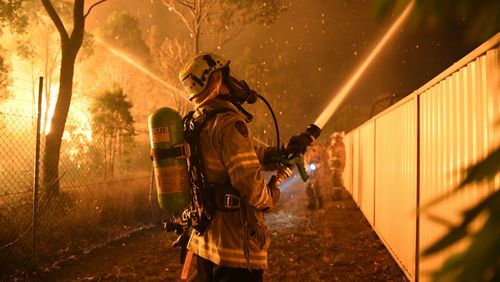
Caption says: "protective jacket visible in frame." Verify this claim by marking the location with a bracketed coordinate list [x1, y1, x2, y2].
[330, 142, 346, 172]
[305, 145, 328, 184]
[187, 98, 276, 270]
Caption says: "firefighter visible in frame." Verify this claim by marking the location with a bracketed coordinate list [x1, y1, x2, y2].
[178, 52, 313, 282]
[329, 132, 346, 188]
[304, 143, 328, 209]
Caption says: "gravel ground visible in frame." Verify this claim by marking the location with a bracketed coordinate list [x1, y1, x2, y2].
[35, 178, 409, 282]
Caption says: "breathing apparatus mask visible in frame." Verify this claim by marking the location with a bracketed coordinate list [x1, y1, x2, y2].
[221, 67, 258, 105]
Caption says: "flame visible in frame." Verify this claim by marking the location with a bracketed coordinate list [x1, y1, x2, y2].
[3, 53, 93, 155]
[43, 84, 59, 134]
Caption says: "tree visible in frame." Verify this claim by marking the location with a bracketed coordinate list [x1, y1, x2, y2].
[162, 0, 285, 53]
[0, 0, 30, 103]
[0, 53, 11, 102]
[0, 0, 28, 34]
[98, 10, 151, 60]
[151, 35, 191, 116]
[40, 0, 106, 197]
[90, 86, 135, 179]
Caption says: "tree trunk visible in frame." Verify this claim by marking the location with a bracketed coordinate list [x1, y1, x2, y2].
[41, 44, 78, 197]
[40, 0, 86, 199]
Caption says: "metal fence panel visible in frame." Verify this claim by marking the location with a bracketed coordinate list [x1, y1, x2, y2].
[374, 98, 418, 280]
[419, 46, 499, 279]
[358, 121, 375, 225]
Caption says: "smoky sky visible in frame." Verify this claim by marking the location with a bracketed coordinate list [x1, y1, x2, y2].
[88, 0, 491, 135]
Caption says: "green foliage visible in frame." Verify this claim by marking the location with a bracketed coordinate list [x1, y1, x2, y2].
[90, 85, 136, 178]
[0, 0, 28, 33]
[99, 10, 151, 60]
[460, 147, 500, 188]
[422, 145, 500, 282]
[215, 0, 285, 27]
[373, 0, 500, 43]
[77, 31, 95, 63]
[0, 53, 11, 101]
[205, 0, 286, 48]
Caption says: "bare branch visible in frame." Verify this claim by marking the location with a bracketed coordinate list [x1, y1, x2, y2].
[84, 0, 107, 19]
[40, 0, 69, 41]
[199, 0, 217, 23]
[70, 0, 85, 45]
[175, 0, 195, 10]
[163, 0, 195, 34]
[218, 25, 245, 48]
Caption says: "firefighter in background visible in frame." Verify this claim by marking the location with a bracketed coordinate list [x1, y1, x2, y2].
[329, 132, 346, 188]
[178, 53, 313, 282]
[304, 143, 328, 209]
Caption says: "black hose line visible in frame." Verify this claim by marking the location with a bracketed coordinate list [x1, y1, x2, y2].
[257, 94, 280, 148]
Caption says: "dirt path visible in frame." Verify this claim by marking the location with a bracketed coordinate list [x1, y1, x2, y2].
[37, 178, 408, 282]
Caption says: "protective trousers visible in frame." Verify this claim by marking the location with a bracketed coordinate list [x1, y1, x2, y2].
[306, 181, 323, 209]
[190, 255, 264, 282]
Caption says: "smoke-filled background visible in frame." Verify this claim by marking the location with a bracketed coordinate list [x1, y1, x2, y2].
[0, 0, 498, 278]
[82, 0, 497, 141]
[2, 0, 495, 143]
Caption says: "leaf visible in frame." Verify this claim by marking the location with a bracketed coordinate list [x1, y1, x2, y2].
[459, 146, 500, 188]
[456, 213, 500, 282]
[421, 145, 500, 210]
[423, 190, 500, 257]
[422, 227, 467, 256]
[460, 190, 500, 227]
[431, 252, 464, 282]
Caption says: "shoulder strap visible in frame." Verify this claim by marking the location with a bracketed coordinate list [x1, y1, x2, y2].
[184, 108, 236, 141]
[182, 107, 237, 234]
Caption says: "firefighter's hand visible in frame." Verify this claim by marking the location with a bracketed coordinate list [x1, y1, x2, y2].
[267, 175, 281, 205]
[285, 132, 314, 155]
[262, 145, 286, 170]
[171, 230, 189, 248]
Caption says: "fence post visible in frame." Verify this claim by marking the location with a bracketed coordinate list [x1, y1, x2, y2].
[32, 76, 43, 271]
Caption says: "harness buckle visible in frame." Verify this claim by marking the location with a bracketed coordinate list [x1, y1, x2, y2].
[224, 194, 241, 209]
[173, 143, 194, 158]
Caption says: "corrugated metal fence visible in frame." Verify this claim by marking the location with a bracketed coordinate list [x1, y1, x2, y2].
[343, 33, 499, 281]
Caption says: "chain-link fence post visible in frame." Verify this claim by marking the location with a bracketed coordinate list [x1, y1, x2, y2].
[32, 77, 43, 271]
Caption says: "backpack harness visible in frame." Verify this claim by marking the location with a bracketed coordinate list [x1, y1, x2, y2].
[181, 108, 242, 234]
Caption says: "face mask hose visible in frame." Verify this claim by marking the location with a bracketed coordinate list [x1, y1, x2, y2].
[256, 94, 280, 147]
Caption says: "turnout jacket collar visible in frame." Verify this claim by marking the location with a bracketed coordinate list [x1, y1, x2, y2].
[194, 96, 248, 122]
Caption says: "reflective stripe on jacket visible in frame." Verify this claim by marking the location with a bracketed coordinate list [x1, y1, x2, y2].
[187, 98, 274, 269]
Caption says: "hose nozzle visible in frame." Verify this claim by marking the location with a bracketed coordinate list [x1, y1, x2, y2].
[306, 124, 321, 141]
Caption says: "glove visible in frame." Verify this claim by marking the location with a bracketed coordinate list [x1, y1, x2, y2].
[285, 132, 314, 155]
[267, 163, 293, 205]
[261, 145, 286, 170]
[267, 175, 281, 205]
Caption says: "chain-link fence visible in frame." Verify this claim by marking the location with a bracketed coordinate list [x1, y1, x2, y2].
[0, 89, 162, 278]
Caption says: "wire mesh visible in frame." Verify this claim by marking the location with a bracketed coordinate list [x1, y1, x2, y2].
[0, 106, 35, 277]
[0, 92, 161, 278]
